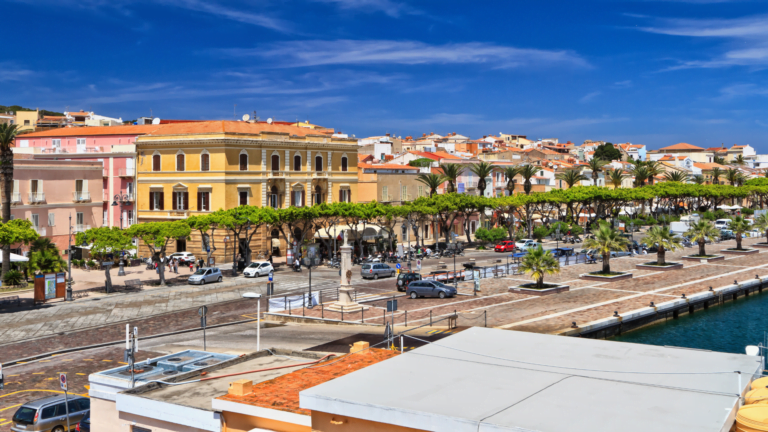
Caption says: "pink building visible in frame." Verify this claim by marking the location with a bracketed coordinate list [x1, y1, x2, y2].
[14, 125, 156, 228]
[11, 156, 104, 254]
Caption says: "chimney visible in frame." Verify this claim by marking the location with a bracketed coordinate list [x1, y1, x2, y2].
[386, 133, 390, 137]
[228, 379, 253, 396]
[351, 341, 370, 354]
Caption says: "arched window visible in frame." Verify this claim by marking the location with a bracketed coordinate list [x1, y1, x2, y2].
[152, 154, 161, 171]
[239, 153, 247, 171]
[200, 153, 210, 171]
[293, 155, 301, 172]
[341, 156, 348, 172]
[315, 155, 323, 172]
[176, 153, 185, 172]
[271, 154, 280, 172]
[269, 185, 279, 209]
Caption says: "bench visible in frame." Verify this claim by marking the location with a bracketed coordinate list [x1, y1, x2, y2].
[124, 279, 144, 291]
[492, 268, 506, 278]
[74, 292, 89, 299]
[0, 296, 21, 308]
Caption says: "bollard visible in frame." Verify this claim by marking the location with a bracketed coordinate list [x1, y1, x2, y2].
[341, 305, 344, 322]
[322, 306, 324, 319]
[362, 307, 365, 324]
[430, 310, 432, 327]
[485, 310, 487, 328]
[288, 296, 291, 316]
[303, 299, 305, 317]
[405, 310, 407, 327]
[383, 309, 385, 325]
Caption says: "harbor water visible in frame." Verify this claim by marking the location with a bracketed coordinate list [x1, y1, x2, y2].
[612, 288, 768, 354]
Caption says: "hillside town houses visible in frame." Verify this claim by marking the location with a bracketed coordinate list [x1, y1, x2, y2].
[2, 108, 766, 261]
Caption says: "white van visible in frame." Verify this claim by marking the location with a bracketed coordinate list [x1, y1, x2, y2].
[714, 219, 731, 230]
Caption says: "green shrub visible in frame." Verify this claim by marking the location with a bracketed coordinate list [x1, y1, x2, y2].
[714, 209, 728, 219]
[3, 270, 24, 286]
[644, 217, 658, 226]
[86, 260, 96, 268]
[474, 227, 508, 244]
[533, 226, 549, 241]
[742, 208, 755, 216]
[701, 211, 716, 221]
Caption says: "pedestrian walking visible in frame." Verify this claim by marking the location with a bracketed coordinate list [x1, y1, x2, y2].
[173, 259, 179, 274]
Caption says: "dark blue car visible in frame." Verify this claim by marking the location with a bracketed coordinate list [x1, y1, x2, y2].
[76, 410, 90, 431]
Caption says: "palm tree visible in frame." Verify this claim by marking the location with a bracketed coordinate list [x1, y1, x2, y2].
[606, 168, 627, 189]
[30, 237, 58, 253]
[713, 156, 726, 165]
[586, 158, 607, 186]
[691, 174, 705, 185]
[664, 171, 689, 183]
[645, 161, 663, 185]
[754, 213, 768, 245]
[734, 154, 746, 166]
[643, 225, 683, 265]
[469, 161, 495, 197]
[685, 220, 720, 257]
[631, 165, 649, 187]
[519, 165, 538, 195]
[439, 163, 461, 194]
[730, 216, 751, 250]
[710, 167, 723, 185]
[0, 123, 19, 276]
[30, 249, 66, 274]
[503, 166, 521, 195]
[519, 245, 560, 289]
[416, 173, 445, 197]
[725, 168, 740, 186]
[582, 223, 629, 274]
[557, 169, 588, 189]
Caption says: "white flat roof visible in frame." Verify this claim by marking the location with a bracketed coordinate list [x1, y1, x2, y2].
[300, 328, 761, 432]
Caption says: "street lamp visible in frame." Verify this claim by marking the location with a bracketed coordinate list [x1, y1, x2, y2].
[242, 292, 262, 352]
[111, 193, 131, 229]
[66, 213, 74, 301]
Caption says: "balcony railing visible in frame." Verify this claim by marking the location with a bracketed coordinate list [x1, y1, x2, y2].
[268, 170, 286, 178]
[466, 181, 478, 188]
[28, 192, 45, 203]
[74, 224, 90, 233]
[41, 148, 68, 154]
[73, 191, 91, 202]
[381, 194, 392, 202]
[118, 168, 135, 177]
[313, 171, 328, 177]
[33, 226, 46, 236]
[11, 193, 21, 204]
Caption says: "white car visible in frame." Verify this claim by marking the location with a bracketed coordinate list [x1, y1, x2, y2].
[515, 239, 538, 250]
[714, 219, 731, 230]
[169, 252, 196, 264]
[243, 261, 274, 278]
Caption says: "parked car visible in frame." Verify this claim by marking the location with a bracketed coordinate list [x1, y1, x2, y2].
[720, 229, 736, 241]
[550, 247, 574, 258]
[515, 239, 537, 249]
[495, 240, 516, 252]
[11, 395, 90, 432]
[188, 267, 223, 285]
[76, 411, 90, 431]
[714, 219, 732, 230]
[361, 263, 395, 280]
[406, 280, 457, 299]
[243, 261, 274, 278]
[426, 242, 449, 251]
[396, 271, 422, 291]
[168, 252, 196, 264]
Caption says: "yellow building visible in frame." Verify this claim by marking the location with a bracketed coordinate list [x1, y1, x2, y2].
[15, 110, 40, 133]
[135, 121, 358, 261]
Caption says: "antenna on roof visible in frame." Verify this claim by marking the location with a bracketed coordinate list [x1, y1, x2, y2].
[242, 114, 250, 122]
[151, 117, 161, 125]
[267, 118, 273, 125]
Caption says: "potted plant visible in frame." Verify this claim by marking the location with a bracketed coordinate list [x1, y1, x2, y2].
[581, 223, 632, 280]
[636, 226, 684, 270]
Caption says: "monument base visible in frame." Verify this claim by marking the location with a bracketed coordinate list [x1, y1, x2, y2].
[325, 286, 367, 312]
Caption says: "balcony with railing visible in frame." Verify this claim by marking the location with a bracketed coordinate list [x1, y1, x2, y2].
[74, 224, 90, 233]
[466, 180, 478, 189]
[312, 171, 329, 178]
[28, 192, 45, 204]
[11, 193, 21, 204]
[381, 194, 393, 202]
[73, 191, 91, 202]
[118, 168, 135, 177]
[268, 170, 286, 178]
[33, 226, 46, 236]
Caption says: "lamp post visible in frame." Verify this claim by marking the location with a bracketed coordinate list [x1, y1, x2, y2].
[244, 222, 251, 265]
[242, 292, 262, 351]
[66, 213, 74, 301]
[111, 193, 131, 229]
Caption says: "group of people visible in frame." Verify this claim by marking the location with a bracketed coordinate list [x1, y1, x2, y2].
[153, 257, 193, 274]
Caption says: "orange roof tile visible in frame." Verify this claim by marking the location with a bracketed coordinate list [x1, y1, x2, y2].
[659, 143, 704, 151]
[19, 124, 159, 138]
[358, 163, 419, 170]
[217, 349, 398, 416]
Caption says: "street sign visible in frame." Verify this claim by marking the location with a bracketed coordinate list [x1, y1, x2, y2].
[198, 306, 208, 317]
[268, 272, 273, 282]
[59, 373, 67, 391]
[387, 299, 398, 312]
[416, 259, 422, 271]
[395, 263, 401, 270]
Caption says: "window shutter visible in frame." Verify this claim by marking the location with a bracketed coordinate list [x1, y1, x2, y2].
[13, 180, 18, 195]
[197, 192, 202, 211]
[159, 192, 165, 210]
[150, 192, 155, 210]
[240, 154, 247, 171]
[301, 191, 305, 207]
[153, 155, 160, 171]
[48, 213, 55, 226]
[291, 191, 295, 207]
[39, 180, 43, 195]
[83, 179, 88, 196]
[339, 189, 342, 202]
[183, 192, 189, 210]
[172, 192, 177, 210]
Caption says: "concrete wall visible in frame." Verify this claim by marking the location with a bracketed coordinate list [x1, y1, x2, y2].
[311, 411, 428, 432]
[222, 411, 310, 432]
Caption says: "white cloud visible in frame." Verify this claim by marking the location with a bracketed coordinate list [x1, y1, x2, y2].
[0, 63, 33, 82]
[613, 80, 633, 88]
[220, 39, 590, 69]
[312, 0, 421, 18]
[579, 91, 602, 103]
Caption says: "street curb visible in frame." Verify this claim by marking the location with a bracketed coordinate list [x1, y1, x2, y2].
[3, 316, 271, 367]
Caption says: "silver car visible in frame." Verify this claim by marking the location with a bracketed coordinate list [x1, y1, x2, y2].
[188, 267, 223, 285]
[361, 263, 395, 280]
[11, 395, 90, 432]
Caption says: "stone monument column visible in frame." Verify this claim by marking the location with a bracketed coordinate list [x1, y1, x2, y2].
[328, 230, 365, 312]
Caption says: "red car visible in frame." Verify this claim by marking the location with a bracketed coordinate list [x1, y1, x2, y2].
[495, 240, 515, 252]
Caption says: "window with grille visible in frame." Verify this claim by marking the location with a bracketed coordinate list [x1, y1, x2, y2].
[201, 153, 210, 171]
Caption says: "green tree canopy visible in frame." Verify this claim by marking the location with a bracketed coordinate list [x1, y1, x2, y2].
[593, 143, 622, 162]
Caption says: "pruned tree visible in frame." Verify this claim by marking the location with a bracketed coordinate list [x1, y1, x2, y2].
[76, 227, 133, 293]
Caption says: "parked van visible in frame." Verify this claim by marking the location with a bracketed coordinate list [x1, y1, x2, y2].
[670, 221, 690, 235]
[714, 219, 732, 230]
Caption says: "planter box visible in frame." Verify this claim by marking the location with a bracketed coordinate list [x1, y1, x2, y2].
[721, 248, 759, 255]
[580, 272, 633, 282]
[752, 243, 768, 249]
[509, 284, 570, 296]
[682, 255, 725, 263]
[636, 262, 683, 271]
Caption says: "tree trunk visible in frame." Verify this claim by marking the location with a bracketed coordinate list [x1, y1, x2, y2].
[1, 144, 13, 277]
[524, 181, 531, 195]
[104, 266, 113, 293]
[232, 230, 239, 275]
[537, 276, 543, 289]
[158, 254, 166, 286]
[602, 254, 610, 274]
[658, 247, 665, 265]
[478, 179, 485, 197]
[447, 182, 455, 193]
[736, 234, 742, 250]
[698, 240, 705, 257]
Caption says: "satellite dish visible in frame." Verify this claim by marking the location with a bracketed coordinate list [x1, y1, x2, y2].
[242, 114, 250, 122]
[746, 345, 760, 356]
[267, 118, 273, 124]
[151, 118, 161, 125]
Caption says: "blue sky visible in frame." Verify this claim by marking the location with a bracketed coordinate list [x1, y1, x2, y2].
[3, 0, 768, 150]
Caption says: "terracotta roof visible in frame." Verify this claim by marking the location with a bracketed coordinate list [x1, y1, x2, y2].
[693, 162, 729, 170]
[705, 147, 727, 152]
[217, 349, 397, 415]
[358, 163, 419, 170]
[18, 124, 160, 138]
[659, 143, 705, 151]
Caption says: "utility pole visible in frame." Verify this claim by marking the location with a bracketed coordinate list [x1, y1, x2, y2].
[66, 214, 73, 301]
